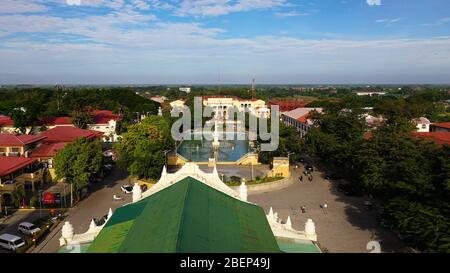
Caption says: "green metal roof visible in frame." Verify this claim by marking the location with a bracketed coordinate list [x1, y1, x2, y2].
[87, 177, 280, 253]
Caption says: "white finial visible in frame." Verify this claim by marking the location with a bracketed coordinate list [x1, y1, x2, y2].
[268, 207, 274, 220]
[89, 219, 97, 230]
[108, 208, 113, 219]
[305, 219, 316, 236]
[61, 221, 74, 240]
[274, 212, 279, 222]
[285, 216, 292, 230]
[239, 181, 248, 202]
[132, 183, 142, 202]
[213, 165, 218, 176]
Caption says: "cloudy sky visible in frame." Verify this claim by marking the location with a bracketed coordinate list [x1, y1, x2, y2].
[0, 0, 449, 84]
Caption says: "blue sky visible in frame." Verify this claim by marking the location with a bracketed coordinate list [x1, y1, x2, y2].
[0, 0, 449, 84]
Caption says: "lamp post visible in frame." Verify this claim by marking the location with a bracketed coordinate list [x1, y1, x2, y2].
[164, 150, 171, 169]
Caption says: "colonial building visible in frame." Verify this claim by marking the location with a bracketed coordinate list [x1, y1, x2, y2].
[31, 127, 103, 170]
[0, 133, 46, 157]
[59, 163, 320, 253]
[37, 110, 120, 142]
[202, 96, 271, 119]
[281, 108, 323, 137]
[86, 110, 120, 142]
[0, 156, 44, 210]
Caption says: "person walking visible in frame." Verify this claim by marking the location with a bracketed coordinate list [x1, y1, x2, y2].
[299, 175, 303, 182]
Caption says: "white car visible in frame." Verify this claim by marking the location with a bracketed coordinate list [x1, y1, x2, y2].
[121, 185, 133, 194]
[0, 233, 26, 252]
[18, 222, 41, 236]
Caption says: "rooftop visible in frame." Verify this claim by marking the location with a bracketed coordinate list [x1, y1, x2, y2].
[92, 110, 120, 124]
[283, 108, 323, 123]
[38, 117, 72, 126]
[0, 156, 37, 177]
[412, 132, 450, 146]
[432, 122, 450, 129]
[0, 133, 46, 147]
[30, 142, 68, 158]
[0, 115, 14, 127]
[39, 127, 103, 143]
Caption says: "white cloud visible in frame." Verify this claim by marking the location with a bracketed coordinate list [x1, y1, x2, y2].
[0, 0, 48, 14]
[367, 0, 381, 6]
[66, 0, 82, 6]
[174, 0, 287, 17]
[275, 11, 308, 17]
[375, 18, 401, 26]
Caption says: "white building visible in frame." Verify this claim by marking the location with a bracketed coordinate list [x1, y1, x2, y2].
[412, 117, 431, 132]
[179, 87, 191, 93]
[281, 108, 323, 137]
[202, 96, 271, 119]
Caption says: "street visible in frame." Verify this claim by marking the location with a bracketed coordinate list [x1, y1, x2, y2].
[31, 168, 132, 253]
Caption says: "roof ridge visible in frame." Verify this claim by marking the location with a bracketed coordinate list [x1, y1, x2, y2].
[174, 179, 191, 253]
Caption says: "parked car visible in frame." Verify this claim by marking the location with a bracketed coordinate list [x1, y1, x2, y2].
[103, 164, 113, 175]
[121, 185, 133, 194]
[0, 233, 26, 252]
[305, 164, 314, 172]
[18, 222, 41, 236]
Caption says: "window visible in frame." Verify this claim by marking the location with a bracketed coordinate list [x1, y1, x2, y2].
[421, 124, 427, 129]
[11, 147, 20, 153]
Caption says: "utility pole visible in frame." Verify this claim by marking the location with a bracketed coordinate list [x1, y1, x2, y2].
[70, 183, 73, 208]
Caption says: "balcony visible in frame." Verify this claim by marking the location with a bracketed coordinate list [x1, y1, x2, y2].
[0, 179, 23, 192]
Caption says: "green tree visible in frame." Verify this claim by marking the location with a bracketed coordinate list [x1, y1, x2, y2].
[54, 138, 103, 200]
[114, 116, 173, 179]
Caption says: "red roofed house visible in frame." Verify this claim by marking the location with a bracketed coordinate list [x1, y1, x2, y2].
[38, 117, 73, 129]
[86, 110, 120, 142]
[0, 115, 16, 133]
[281, 108, 323, 137]
[31, 127, 103, 171]
[0, 133, 46, 157]
[412, 132, 450, 146]
[0, 156, 44, 210]
[431, 122, 450, 133]
[38, 110, 121, 142]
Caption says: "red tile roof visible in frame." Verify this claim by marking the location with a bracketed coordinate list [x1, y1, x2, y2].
[432, 122, 450, 130]
[412, 132, 450, 146]
[0, 156, 37, 177]
[92, 110, 120, 124]
[39, 127, 103, 143]
[38, 117, 72, 126]
[0, 134, 46, 147]
[0, 115, 14, 127]
[31, 142, 67, 158]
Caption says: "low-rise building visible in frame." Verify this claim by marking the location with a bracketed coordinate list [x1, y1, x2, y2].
[0, 115, 16, 133]
[202, 96, 271, 118]
[31, 127, 103, 170]
[179, 87, 191, 93]
[431, 122, 450, 133]
[0, 156, 44, 209]
[281, 108, 323, 137]
[87, 110, 120, 142]
[268, 157, 290, 178]
[412, 117, 431, 132]
[0, 133, 46, 157]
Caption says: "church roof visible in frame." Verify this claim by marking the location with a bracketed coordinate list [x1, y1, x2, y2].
[87, 176, 279, 253]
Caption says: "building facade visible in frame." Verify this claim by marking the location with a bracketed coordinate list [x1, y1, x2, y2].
[281, 108, 323, 137]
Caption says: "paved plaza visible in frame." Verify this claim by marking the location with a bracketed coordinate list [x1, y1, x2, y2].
[249, 165, 407, 253]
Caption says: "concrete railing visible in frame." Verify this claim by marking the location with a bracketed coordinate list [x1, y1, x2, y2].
[230, 175, 294, 194]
